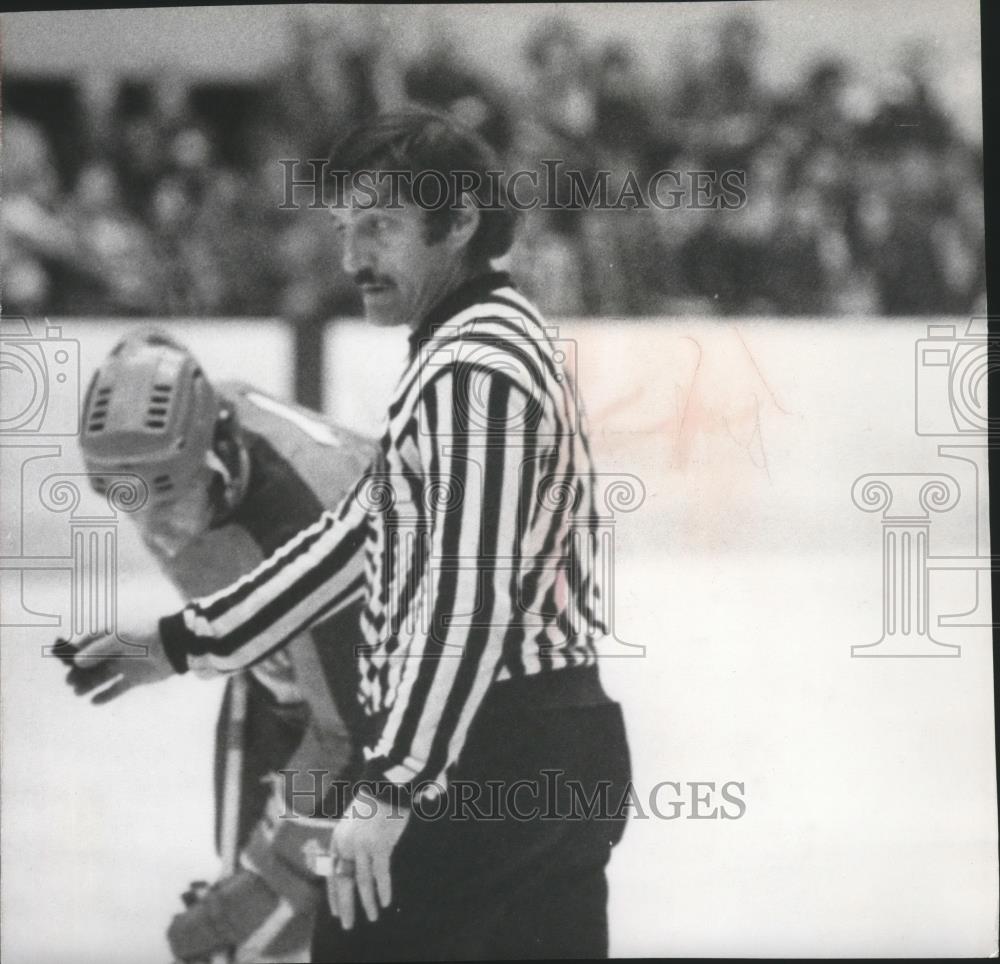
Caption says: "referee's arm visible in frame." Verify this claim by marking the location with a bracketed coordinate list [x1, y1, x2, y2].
[158, 472, 371, 674]
[360, 363, 538, 798]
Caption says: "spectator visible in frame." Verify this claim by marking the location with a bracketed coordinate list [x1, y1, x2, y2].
[67, 161, 162, 314]
[404, 36, 514, 152]
[0, 15, 985, 319]
[2, 115, 109, 315]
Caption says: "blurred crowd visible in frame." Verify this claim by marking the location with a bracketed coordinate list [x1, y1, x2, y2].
[3, 12, 986, 320]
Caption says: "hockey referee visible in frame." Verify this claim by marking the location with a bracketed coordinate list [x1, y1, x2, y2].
[70, 108, 633, 961]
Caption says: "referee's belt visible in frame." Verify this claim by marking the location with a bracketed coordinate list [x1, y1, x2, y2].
[490, 664, 611, 712]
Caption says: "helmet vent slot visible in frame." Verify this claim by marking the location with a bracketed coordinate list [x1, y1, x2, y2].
[146, 384, 173, 430]
[152, 473, 174, 494]
[87, 389, 112, 433]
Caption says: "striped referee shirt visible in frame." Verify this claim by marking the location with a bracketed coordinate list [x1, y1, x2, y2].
[160, 271, 608, 794]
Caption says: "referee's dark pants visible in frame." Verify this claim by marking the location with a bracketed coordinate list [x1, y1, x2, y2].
[311, 665, 632, 962]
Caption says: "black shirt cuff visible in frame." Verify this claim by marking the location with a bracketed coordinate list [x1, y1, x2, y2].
[158, 611, 191, 674]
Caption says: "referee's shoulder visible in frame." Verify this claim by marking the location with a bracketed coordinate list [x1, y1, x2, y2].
[437, 297, 559, 395]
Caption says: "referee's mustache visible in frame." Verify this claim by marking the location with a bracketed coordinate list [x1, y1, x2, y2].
[354, 269, 395, 288]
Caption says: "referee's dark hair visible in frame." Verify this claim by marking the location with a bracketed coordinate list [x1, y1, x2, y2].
[327, 108, 518, 265]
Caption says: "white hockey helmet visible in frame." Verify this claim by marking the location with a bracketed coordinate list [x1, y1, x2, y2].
[80, 328, 231, 554]
[81, 327, 222, 499]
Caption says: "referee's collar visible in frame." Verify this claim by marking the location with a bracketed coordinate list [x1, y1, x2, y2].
[408, 270, 514, 357]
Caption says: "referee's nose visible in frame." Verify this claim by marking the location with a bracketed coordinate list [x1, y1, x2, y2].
[341, 225, 371, 279]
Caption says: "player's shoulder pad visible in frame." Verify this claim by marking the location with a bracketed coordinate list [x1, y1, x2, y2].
[219, 380, 374, 450]
[218, 381, 377, 498]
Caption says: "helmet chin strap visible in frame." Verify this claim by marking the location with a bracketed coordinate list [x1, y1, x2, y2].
[205, 442, 250, 522]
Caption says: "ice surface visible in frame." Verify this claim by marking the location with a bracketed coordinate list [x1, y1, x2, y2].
[2, 317, 996, 960]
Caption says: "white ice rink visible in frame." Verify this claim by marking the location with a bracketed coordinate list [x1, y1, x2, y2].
[2, 318, 996, 960]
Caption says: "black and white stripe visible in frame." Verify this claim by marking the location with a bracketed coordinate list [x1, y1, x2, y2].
[161, 277, 607, 791]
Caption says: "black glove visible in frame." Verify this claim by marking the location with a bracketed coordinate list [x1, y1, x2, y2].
[54, 632, 174, 704]
[168, 868, 314, 963]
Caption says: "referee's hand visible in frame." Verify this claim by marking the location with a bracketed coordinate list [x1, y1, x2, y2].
[327, 788, 410, 929]
[56, 615, 175, 704]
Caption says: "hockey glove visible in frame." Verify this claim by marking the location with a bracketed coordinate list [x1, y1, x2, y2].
[168, 811, 334, 963]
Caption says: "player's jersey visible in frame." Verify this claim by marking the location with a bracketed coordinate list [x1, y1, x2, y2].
[140, 382, 375, 786]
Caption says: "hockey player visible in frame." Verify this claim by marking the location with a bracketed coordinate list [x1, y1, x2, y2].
[62, 328, 376, 963]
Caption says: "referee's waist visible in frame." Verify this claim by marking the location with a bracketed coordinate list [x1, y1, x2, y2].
[486, 664, 611, 713]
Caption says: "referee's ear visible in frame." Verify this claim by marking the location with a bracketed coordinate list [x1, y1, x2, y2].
[446, 204, 481, 255]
